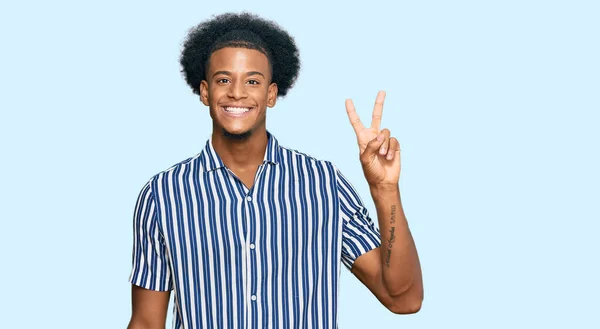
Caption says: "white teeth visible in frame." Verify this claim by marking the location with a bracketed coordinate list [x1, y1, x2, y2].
[224, 107, 250, 113]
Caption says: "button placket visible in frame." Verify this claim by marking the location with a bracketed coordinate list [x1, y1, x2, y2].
[245, 191, 258, 309]
[241, 191, 253, 325]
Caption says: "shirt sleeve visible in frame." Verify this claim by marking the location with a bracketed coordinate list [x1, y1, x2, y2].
[128, 178, 173, 291]
[335, 166, 382, 270]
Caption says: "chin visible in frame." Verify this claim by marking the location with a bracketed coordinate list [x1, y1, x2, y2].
[222, 127, 253, 140]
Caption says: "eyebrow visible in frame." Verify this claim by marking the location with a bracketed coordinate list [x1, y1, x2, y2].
[212, 71, 265, 78]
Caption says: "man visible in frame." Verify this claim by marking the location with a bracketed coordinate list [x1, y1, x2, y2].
[127, 12, 422, 329]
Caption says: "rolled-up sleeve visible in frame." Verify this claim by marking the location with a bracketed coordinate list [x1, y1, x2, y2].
[335, 166, 382, 270]
[128, 178, 172, 291]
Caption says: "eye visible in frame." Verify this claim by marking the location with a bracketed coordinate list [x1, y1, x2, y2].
[217, 78, 230, 84]
[247, 79, 260, 85]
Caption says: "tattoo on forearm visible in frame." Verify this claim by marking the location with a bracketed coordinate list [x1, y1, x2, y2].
[385, 205, 398, 268]
[385, 227, 396, 267]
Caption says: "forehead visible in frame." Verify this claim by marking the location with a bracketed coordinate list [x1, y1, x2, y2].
[208, 47, 271, 75]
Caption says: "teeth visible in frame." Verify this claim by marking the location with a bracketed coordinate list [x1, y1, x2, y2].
[224, 107, 250, 113]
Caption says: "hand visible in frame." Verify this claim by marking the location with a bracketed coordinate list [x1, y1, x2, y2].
[345, 91, 401, 188]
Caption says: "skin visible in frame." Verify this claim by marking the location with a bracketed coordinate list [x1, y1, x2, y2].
[200, 47, 278, 189]
[127, 47, 277, 329]
[345, 91, 424, 314]
[128, 48, 423, 328]
[127, 285, 170, 329]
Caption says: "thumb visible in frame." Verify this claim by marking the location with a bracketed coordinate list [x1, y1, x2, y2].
[362, 133, 385, 159]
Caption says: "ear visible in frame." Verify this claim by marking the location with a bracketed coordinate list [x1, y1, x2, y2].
[200, 80, 209, 106]
[267, 83, 278, 108]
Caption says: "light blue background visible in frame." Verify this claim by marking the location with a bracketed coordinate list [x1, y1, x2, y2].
[1, 0, 598, 328]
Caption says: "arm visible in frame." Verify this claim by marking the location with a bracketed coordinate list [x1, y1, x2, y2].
[127, 285, 171, 329]
[344, 91, 423, 313]
[128, 179, 173, 327]
[352, 185, 423, 314]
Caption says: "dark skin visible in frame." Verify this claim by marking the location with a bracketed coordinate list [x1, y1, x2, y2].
[127, 47, 277, 329]
[127, 286, 170, 329]
[344, 91, 423, 314]
[128, 47, 422, 328]
[200, 47, 278, 189]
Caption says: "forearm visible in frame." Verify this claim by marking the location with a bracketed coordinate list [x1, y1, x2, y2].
[370, 184, 421, 296]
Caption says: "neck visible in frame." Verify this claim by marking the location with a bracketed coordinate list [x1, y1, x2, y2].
[211, 128, 268, 169]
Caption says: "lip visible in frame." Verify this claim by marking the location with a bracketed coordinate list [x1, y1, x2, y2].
[220, 105, 254, 118]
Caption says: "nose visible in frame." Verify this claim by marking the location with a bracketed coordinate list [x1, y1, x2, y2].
[227, 79, 248, 100]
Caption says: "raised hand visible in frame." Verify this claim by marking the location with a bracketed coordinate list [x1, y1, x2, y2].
[345, 91, 401, 188]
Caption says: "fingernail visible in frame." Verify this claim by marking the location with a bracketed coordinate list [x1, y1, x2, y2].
[377, 134, 383, 141]
[387, 153, 393, 160]
[380, 147, 386, 155]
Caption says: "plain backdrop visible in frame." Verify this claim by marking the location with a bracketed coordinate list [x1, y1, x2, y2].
[1, 0, 598, 328]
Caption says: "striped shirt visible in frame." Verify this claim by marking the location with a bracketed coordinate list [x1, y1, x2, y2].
[129, 130, 381, 329]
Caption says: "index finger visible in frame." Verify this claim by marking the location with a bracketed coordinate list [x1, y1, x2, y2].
[345, 98, 365, 135]
[371, 90, 386, 131]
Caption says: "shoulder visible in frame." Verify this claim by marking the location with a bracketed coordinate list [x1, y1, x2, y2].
[160, 153, 201, 175]
[277, 144, 348, 188]
[278, 145, 338, 172]
[143, 152, 203, 186]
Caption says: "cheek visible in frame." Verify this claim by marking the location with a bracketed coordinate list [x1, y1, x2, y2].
[207, 87, 224, 102]
[255, 87, 271, 101]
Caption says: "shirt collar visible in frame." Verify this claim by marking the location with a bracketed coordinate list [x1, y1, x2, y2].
[201, 130, 281, 173]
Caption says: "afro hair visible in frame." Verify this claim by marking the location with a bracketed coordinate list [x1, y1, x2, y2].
[180, 12, 301, 97]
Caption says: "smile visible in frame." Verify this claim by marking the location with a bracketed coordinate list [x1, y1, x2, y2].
[221, 106, 253, 117]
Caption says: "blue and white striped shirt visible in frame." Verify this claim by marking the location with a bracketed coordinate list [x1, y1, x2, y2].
[129, 130, 381, 329]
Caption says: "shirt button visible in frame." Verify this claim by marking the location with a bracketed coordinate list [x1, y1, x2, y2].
[251, 295, 257, 301]
[250, 243, 255, 249]
[246, 196, 252, 202]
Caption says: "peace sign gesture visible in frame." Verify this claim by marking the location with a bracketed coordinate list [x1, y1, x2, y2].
[345, 91, 401, 188]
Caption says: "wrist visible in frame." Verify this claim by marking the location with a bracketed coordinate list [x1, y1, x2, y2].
[369, 183, 400, 198]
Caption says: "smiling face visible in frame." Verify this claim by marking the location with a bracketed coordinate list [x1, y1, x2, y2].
[200, 47, 278, 139]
